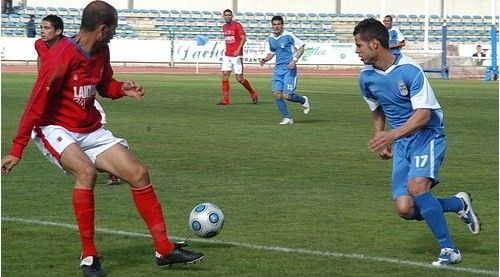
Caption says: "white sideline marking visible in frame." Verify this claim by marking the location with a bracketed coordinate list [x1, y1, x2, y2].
[2, 217, 497, 276]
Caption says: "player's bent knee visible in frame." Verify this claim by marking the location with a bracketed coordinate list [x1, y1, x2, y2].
[72, 165, 98, 187]
[126, 164, 150, 187]
[396, 209, 413, 220]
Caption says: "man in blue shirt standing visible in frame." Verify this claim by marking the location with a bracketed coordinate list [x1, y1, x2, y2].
[260, 15, 310, 125]
[354, 18, 480, 266]
[26, 14, 36, 38]
[383, 15, 405, 56]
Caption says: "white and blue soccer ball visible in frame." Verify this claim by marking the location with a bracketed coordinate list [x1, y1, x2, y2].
[188, 202, 224, 238]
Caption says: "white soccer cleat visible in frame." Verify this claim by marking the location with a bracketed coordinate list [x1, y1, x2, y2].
[279, 118, 294, 125]
[302, 96, 310, 115]
[455, 192, 481, 235]
[432, 247, 461, 266]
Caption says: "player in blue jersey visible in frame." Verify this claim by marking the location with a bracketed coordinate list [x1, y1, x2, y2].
[260, 15, 310, 125]
[383, 15, 405, 56]
[353, 18, 481, 266]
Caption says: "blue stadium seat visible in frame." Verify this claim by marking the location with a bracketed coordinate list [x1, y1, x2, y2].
[153, 17, 164, 26]
[265, 12, 274, 20]
[397, 14, 408, 23]
[68, 7, 80, 16]
[191, 10, 201, 19]
[429, 15, 440, 23]
[24, 6, 35, 15]
[46, 7, 57, 14]
[1, 13, 9, 22]
[461, 15, 472, 23]
[212, 11, 222, 18]
[57, 7, 69, 16]
[235, 11, 244, 19]
[149, 9, 159, 17]
[2, 29, 13, 36]
[472, 15, 483, 23]
[8, 13, 20, 22]
[297, 13, 307, 21]
[255, 12, 265, 20]
[13, 30, 25, 37]
[157, 10, 168, 18]
[307, 13, 318, 21]
[201, 11, 212, 19]
[244, 12, 255, 20]
[35, 6, 47, 15]
[170, 10, 180, 18]
[450, 15, 461, 23]
[407, 14, 418, 22]
[318, 13, 329, 21]
[119, 9, 132, 17]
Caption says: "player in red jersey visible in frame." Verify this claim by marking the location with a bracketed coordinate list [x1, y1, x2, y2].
[1, 1, 204, 276]
[35, 14, 122, 186]
[218, 9, 258, 105]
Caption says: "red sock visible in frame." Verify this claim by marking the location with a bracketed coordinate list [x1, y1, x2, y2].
[222, 80, 230, 103]
[241, 79, 257, 98]
[72, 188, 97, 257]
[131, 184, 174, 255]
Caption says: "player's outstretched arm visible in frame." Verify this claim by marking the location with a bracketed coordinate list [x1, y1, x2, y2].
[1, 155, 20, 173]
[122, 81, 144, 100]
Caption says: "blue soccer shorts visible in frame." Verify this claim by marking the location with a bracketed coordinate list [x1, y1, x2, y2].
[271, 67, 297, 95]
[391, 129, 447, 200]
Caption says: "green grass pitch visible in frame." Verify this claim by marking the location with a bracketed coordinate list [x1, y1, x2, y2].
[1, 72, 498, 276]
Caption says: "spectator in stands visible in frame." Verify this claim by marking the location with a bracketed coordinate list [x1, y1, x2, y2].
[472, 44, 486, 66]
[2, 0, 13, 14]
[1, 1, 204, 276]
[35, 14, 122, 186]
[260, 15, 310, 125]
[354, 17, 480, 267]
[383, 15, 405, 56]
[26, 15, 36, 37]
[218, 9, 259, 105]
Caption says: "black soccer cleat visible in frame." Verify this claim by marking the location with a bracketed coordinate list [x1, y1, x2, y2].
[155, 248, 204, 267]
[252, 96, 259, 104]
[80, 256, 105, 277]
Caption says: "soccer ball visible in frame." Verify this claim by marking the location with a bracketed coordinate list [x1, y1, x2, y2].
[188, 202, 224, 238]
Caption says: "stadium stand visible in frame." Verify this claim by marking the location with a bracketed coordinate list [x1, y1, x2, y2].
[1, 5, 495, 44]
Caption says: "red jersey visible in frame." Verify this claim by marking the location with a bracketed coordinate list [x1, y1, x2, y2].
[34, 36, 65, 58]
[222, 21, 245, 56]
[10, 37, 125, 158]
[34, 38, 50, 57]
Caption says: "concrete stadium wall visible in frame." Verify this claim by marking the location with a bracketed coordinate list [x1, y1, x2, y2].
[20, 0, 498, 16]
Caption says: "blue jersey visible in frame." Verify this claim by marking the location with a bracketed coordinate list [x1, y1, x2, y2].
[359, 54, 445, 138]
[266, 30, 305, 74]
[387, 26, 404, 55]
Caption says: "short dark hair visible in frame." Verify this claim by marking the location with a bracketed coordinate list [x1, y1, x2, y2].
[353, 18, 389, 49]
[43, 14, 64, 33]
[80, 0, 117, 31]
[384, 15, 393, 21]
[271, 15, 283, 24]
[223, 9, 232, 15]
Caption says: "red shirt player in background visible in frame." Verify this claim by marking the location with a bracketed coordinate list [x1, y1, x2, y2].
[35, 14, 122, 186]
[218, 9, 259, 105]
[1, 1, 204, 276]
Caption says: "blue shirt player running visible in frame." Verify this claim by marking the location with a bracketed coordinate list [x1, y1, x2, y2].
[353, 18, 481, 267]
[383, 15, 405, 56]
[260, 15, 310, 125]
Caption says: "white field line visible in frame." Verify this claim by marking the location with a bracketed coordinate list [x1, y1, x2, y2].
[2, 217, 497, 276]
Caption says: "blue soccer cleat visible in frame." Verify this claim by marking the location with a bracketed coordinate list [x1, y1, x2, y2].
[432, 247, 461, 266]
[455, 192, 481, 235]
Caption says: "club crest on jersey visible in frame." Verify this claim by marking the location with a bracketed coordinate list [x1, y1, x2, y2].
[398, 80, 409, 96]
[280, 43, 285, 48]
[73, 74, 78, 81]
